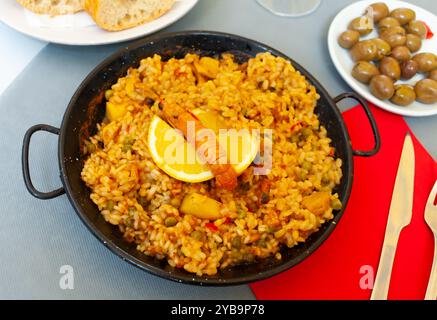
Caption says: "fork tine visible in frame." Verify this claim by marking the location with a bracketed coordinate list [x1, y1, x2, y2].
[426, 181, 437, 208]
[425, 180, 437, 300]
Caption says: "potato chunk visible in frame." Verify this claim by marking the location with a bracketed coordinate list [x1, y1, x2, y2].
[194, 57, 219, 79]
[106, 102, 127, 121]
[180, 193, 223, 220]
[302, 192, 331, 215]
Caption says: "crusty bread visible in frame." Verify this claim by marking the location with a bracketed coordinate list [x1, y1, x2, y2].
[84, 0, 175, 31]
[17, 0, 84, 16]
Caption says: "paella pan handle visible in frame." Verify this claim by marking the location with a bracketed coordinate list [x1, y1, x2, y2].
[22, 124, 65, 200]
[334, 92, 381, 157]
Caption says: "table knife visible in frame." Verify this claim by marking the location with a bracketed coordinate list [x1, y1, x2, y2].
[425, 181, 437, 300]
[371, 133, 415, 300]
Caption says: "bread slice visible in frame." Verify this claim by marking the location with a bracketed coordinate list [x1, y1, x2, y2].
[16, 0, 84, 16]
[84, 0, 175, 31]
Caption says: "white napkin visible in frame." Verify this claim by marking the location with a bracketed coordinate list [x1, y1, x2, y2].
[23, 9, 95, 28]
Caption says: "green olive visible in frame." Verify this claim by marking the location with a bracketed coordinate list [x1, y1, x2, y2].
[379, 56, 401, 81]
[369, 75, 395, 100]
[348, 16, 374, 36]
[378, 17, 400, 33]
[429, 69, 437, 82]
[405, 34, 422, 53]
[380, 26, 406, 48]
[390, 85, 416, 106]
[338, 30, 361, 49]
[352, 61, 380, 84]
[373, 38, 391, 60]
[412, 53, 437, 73]
[391, 46, 411, 63]
[350, 40, 378, 62]
[401, 59, 419, 80]
[369, 3, 389, 23]
[406, 20, 427, 39]
[390, 8, 416, 25]
[415, 79, 437, 104]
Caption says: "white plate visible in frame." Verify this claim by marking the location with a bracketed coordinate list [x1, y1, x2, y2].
[328, 0, 437, 117]
[0, 0, 198, 46]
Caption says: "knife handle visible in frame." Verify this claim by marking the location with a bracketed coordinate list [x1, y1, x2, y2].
[371, 244, 397, 300]
[425, 235, 437, 300]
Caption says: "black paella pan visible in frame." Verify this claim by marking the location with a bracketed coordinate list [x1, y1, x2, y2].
[22, 31, 380, 286]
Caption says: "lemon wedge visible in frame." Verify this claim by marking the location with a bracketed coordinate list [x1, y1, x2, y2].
[192, 109, 259, 174]
[148, 115, 213, 183]
[147, 110, 259, 183]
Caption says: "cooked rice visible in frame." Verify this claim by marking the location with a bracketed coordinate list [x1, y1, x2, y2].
[81, 52, 343, 276]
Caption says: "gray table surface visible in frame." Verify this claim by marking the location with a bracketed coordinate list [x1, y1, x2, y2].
[0, 0, 435, 300]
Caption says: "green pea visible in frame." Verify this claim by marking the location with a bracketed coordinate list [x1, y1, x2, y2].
[256, 238, 267, 248]
[290, 134, 300, 143]
[85, 141, 96, 154]
[302, 161, 312, 172]
[231, 248, 243, 260]
[297, 169, 308, 181]
[321, 173, 331, 185]
[190, 230, 203, 241]
[165, 217, 178, 227]
[261, 192, 270, 204]
[125, 218, 133, 228]
[243, 252, 255, 262]
[231, 236, 242, 248]
[237, 209, 247, 219]
[268, 226, 280, 234]
[236, 204, 247, 218]
[122, 144, 132, 152]
[301, 127, 312, 139]
[122, 137, 135, 152]
[239, 182, 251, 192]
[106, 200, 114, 211]
[128, 207, 136, 216]
[138, 196, 149, 209]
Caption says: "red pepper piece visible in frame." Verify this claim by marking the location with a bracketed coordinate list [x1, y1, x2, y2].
[420, 20, 434, 39]
[205, 222, 218, 232]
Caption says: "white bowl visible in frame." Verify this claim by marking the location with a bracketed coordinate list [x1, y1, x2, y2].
[328, 0, 437, 117]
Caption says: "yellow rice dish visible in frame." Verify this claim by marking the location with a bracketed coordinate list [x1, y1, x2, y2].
[81, 52, 343, 276]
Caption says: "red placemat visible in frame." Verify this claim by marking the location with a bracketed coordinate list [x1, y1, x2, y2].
[250, 104, 437, 300]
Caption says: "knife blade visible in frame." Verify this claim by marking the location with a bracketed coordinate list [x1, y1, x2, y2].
[371, 133, 415, 300]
